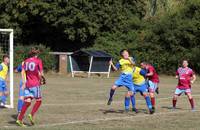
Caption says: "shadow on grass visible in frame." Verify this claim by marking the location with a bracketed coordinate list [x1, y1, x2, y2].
[161, 106, 182, 110]
[99, 108, 149, 115]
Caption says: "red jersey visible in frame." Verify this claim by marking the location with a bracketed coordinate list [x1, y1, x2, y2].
[23, 57, 43, 88]
[147, 65, 159, 83]
[176, 67, 194, 89]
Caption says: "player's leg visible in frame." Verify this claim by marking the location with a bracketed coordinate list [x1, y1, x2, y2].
[172, 88, 182, 109]
[16, 88, 33, 127]
[124, 91, 133, 112]
[107, 85, 118, 105]
[185, 89, 195, 110]
[29, 86, 42, 125]
[130, 85, 138, 113]
[2, 89, 9, 105]
[17, 81, 24, 113]
[148, 81, 157, 111]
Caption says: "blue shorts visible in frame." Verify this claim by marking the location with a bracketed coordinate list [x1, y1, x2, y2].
[175, 88, 191, 95]
[134, 82, 148, 93]
[114, 73, 134, 91]
[19, 80, 25, 97]
[0, 78, 7, 92]
[24, 86, 42, 99]
[148, 80, 158, 93]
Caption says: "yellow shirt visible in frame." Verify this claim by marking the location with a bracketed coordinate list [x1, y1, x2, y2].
[118, 58, 134, 74]
[132, 67, 145, 85]
[0, 63, 8, 80]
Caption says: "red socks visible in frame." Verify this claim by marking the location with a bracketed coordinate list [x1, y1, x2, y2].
[189, 98, 194, 109]
[151, 97, 155, 107]
[172, 99, 177, 108]
[18, 102, 31, 121]
[31, 100, 42, 117]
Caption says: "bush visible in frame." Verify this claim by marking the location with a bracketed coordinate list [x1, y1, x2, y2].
[14, 44, 55, 71]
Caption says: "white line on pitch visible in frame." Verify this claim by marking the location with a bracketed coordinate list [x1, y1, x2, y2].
[3, 109, 200, 129]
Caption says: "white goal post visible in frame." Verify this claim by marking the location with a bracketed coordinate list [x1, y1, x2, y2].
[0, 29, 14, 108]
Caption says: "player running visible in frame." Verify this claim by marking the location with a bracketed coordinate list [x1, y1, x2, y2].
[172, 60, 196, 111]
[140, 62, 159, 112]
[0, 55, 9, 107]
[16, 47, 45, 127]
[14, 62, 26, 114]
[131, 66, 154, 114]
[107, 49, 136, 112]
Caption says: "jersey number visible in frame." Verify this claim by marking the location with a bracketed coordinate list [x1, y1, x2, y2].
[25, 62, 36, 71]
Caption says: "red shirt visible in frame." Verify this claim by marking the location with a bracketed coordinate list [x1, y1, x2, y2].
[176, 67, 194, 89]
[147, 65, 159, 83]
[23, 57, 43, 88]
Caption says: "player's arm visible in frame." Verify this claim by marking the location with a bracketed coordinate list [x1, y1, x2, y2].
[140, 69, 147, 77]
[191, 73, 196, 84]
[109, 60, 120, 71]
[146, 69, 153, 77]
[175, 70, 179, 79]
[0, 64, 3, 71]
[38, 59, 46, 85]
[127, 57, 135, 65]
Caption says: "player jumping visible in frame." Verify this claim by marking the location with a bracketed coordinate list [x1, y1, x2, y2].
[16, 47, 45, 127]
[172, 60, 196, 111]
[107, 49, 136, 112]
[141, 62, 159, 112]
[131, 66, 154, 114]
[0, 55, 9, 107]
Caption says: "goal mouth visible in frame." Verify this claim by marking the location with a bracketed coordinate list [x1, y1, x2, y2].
[0, 29, 14, 108]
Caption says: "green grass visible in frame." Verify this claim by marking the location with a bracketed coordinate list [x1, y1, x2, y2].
[0, 74, 200, 130]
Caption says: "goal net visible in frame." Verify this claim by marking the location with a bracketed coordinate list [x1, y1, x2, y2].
[0, 29, 14, 108]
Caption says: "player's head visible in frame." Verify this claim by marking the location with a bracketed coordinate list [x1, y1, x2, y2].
[120, 49, 129, 59]
[140, 61, 149, 69]
[28, 47, 40, 58]
[2, 55, 9, 64]
[182, 60, 189, 68]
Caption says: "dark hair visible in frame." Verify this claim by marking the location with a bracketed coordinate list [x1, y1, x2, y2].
[120, 49, 129, 56]
[28, 47, 40, 57]
[2, 55, 9, 60]
[141, 61, 148, 65]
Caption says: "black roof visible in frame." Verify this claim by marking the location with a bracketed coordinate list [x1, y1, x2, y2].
[71, 50, 112, 58]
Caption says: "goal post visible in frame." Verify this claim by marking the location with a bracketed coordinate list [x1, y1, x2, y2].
[0, 29, 14, 108]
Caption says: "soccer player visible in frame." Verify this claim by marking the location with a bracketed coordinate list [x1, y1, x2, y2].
[16, 47, 45, 127]
[14, 63, 26, 114]
[141, 62, 159, 112]
[107, 49, 136, 112]
[172, 60, 196, 111]
[131, 66, 154, 114]
[0, 55, 9, 107]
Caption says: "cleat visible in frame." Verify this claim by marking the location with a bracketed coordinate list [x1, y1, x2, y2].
[152, 106, 155, 112]
[132, 108, 139, 113]
[192, 108, 196, 112]
[16, 120, 26, 127]
[107, 98, 113, 105]
[28, 114, 35, 125]
[124, 109, 129, 113]
[172, 107, 176, 111]
[149, 109, 154, 114]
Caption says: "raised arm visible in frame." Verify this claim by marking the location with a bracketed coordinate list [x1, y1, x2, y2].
[109, 60, 119, 71]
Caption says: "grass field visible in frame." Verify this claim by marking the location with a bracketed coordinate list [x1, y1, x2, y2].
[0, 74, 200, 130]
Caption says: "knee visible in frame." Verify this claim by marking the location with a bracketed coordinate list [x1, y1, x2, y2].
[149, 93, 154, 98]
[143, 93, 148, 98]
[173, 95, 178, 100]
[111, 85, 117, 90]
[19, 96, 24, 100]
[24, 98, 32, 103]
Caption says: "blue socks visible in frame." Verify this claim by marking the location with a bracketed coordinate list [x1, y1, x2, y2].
[130, 95, 136, 108]
[145, 96, 152, 109]
[1, 95, 7, 104]
[109, 89, 115, 100]
[18, 99, 24, 113]
[125, 97, 130, 110]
